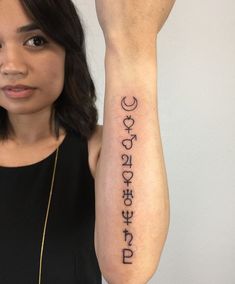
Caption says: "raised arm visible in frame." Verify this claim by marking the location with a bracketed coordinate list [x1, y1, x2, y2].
[94, 1, 176, 283]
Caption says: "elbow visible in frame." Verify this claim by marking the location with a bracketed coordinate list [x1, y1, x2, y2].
[99, 215, 170, 284]
[101, 258, 162, 284]
[102, 270, 157, 284]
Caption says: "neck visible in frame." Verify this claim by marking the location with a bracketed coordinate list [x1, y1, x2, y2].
[6, 106, 60, 145]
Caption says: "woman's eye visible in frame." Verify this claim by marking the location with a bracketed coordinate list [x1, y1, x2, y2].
[25, 36, 48, 48]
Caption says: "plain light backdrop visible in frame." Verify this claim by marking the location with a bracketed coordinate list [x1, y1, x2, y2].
[74, 1, 235, 283]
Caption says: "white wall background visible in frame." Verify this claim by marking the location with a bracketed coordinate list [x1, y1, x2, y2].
[74, 1, 235, 283]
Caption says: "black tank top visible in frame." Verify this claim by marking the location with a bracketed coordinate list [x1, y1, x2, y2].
[0, 131, 102, 284]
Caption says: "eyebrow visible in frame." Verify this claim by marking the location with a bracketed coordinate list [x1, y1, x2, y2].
[16, 23, 41, 33]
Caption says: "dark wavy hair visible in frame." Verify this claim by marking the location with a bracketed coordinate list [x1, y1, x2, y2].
[0, 0, 98, 141]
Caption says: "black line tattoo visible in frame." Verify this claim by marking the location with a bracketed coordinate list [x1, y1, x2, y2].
[122, 210, 134, 225]
[120, 95, 139, 264]
[122, 189, 134, 206]
[122, 249, 134, 264]
[122, 134, 137, 150]
[121, 154, 133, 168]
[121, 96, 138, 112]
[123, 115, 135, 134]
[123, 228, 133, 246]
[122, 170, 133, 186]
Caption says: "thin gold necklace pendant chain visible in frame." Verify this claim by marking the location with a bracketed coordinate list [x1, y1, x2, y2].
[38, 146, 59, 284]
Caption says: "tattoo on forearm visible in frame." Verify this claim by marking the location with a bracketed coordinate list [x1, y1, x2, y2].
[120, 96, 138, 264]
[121, 96, 138, 112]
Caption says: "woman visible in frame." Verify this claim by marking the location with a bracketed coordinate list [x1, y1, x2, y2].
[0, 0, 175, 283]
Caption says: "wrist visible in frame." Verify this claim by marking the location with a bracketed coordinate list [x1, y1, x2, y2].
[104, 32, 156, 57]
[104, 44, 158, 93]
[105, 38, 157, 64]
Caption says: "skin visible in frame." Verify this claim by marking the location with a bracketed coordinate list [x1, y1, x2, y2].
[0, 0, 101, 171]
[0, 0, 176, 282]
[92, 0, 176, 283]
[95, 0, 176, 48]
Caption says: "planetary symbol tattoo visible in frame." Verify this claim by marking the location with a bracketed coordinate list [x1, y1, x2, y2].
[121, 154, 133, 168]
[122, 170, 133, 186]
[120, 96, 138, 264]
[121, 96, 138, 112]
[122, 249, 134, 264]
[123, 189, 134, 206]
[122, 210, 134, 225]
[123, 228, 134, 246]
[122, 134, 137, 150]
[123, 115, 135, 134]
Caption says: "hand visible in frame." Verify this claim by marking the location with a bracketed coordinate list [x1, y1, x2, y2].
[95, 0, 176, 46]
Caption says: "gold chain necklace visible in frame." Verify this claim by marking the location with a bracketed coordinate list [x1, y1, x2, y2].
[38, 146, 59, 284]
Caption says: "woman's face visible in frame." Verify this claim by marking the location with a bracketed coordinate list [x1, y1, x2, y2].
[0, 0, 66, 115]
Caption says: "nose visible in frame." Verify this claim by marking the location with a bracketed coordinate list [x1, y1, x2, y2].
[0, 45, 28, 79]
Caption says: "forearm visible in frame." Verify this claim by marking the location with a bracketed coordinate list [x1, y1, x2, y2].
[95, 43, 170, 284]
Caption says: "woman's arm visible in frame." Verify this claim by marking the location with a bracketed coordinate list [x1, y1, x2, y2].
[94, 1, 175, 283]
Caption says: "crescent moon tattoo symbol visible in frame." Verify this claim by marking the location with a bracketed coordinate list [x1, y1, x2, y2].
[121, 96, 138, 112]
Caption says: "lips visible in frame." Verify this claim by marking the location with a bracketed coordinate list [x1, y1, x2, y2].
[2, 85, 35, 91]
[2, 86, 36, 99]
[7, 87, 30, 91]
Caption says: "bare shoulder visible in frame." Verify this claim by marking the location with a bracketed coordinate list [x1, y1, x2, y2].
[87, 124, 103, 179]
